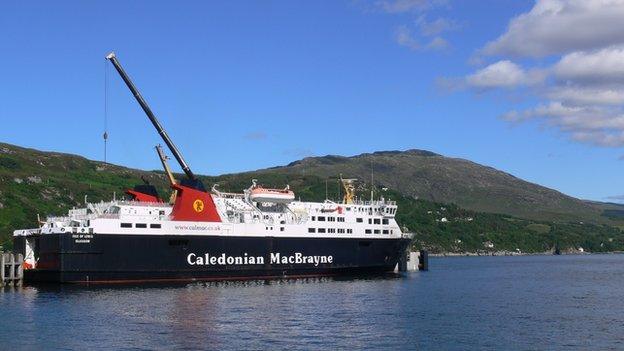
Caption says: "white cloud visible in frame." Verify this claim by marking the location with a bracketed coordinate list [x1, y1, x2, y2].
[395, 25, 421, 50]
[243, 131, 268, 140]
[546, 86, 624, 106]
[377, 0, 438, 13]
[482, 0, 624, 58]
[426, 36, 449, 50]
[554, 46, 624, 84]
[376, 0, 455, 51]
[451, 0, 624, 148]
[570, 130, 624, 147]
[465, 60, 544, 89]
[499, 101, 624, 146]
[416, 15, 458, 36]
[394, 25, 450, 51]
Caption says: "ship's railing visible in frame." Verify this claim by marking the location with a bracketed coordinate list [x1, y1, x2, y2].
[97, 214, 120, 219]
[13, 228, 40, 236]
[46, 216, 71, 223]
[349, 200, 397, 206]
[215, 192, 245, 199]
[115, 200, 172, 208]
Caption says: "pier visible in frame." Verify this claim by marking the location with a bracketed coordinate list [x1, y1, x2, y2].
[1, 252, 24, 287]
[397, 250, 429, 272]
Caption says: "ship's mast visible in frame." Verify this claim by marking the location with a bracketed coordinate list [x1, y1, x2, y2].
[105, 52, 197, 182]
[155, 144, 178, 204]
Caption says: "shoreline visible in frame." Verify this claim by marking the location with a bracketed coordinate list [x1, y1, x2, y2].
[428, 250, 624, 257]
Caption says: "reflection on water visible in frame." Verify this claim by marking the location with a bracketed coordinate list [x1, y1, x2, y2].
[2, 256, 624, 350]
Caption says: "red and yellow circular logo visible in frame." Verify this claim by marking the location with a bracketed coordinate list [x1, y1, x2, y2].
[193, 199, 204, 213]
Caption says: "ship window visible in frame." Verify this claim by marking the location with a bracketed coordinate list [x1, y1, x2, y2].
[328, 217, 335, 222]
[338, 229, 345, 233]
[312, 216, 316, 221]
[374, 219, 380, 225]
[150, 224, 161, 229]
[374, 229, 380, 234]
[347, 229, 353, 234]
[328, 228, 335, 233]
[368, 218, 372, 224]
[120, 223, 132, 228]
[338, 217, 345, 222]
[365, 229, 372, 234]
[318, 216, 326, 221]
[346, 207, 351, 211]
[383, 230, 389, 234]
[382, 219, 389, 225]
[308, 228, 316, 233]
[280, 227, 284, 232]
[356, 218, 363, 223]
[318, 228, 326, 233]
[159, 210, 165, 215]
[136, 223, 147, 228]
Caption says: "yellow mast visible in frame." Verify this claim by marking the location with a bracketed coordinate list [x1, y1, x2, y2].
[155, 145, 177, 204]
[340, 175, 357, 204]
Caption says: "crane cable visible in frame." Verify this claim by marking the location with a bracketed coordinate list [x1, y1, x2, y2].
[103, 59, 109, 164]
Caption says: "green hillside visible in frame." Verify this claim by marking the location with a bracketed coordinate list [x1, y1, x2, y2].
[1, 142, 623, 254]
[256, 150, 615, 224]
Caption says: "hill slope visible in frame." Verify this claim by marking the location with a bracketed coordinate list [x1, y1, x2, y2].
[250, 150, 611, 224]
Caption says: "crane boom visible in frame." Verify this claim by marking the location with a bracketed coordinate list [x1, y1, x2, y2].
[105, 52, 197, 182]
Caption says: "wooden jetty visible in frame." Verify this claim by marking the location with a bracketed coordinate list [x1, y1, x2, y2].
[1, 252, 24, 287]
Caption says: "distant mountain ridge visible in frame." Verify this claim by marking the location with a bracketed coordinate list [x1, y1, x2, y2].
[251, 149, 616, 224]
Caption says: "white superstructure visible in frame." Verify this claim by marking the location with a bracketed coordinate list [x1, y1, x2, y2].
[15, 184, 406, 241]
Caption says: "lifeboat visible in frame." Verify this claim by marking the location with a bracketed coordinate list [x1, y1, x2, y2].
[250, 186, 295, 203]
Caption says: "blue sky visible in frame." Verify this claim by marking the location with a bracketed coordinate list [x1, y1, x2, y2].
[1, 0, 624, 202]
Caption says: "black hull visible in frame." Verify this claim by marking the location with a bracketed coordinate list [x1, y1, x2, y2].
[14, 233, 412, 284]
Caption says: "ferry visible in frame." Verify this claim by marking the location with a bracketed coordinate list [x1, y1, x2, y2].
[12, 53, 413, 283]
